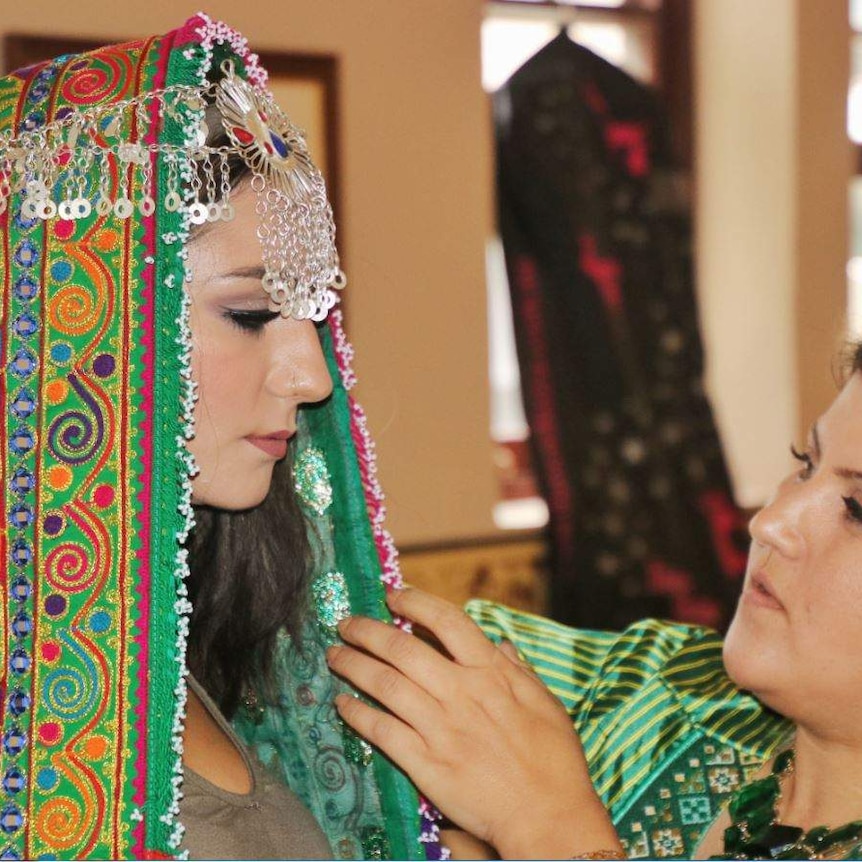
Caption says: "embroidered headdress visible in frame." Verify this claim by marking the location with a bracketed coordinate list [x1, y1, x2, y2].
[0, 14, 442, 859]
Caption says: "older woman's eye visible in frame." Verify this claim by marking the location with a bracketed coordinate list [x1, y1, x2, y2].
[223, 309, 280, 333]
[790, 444, 814, 479]
[843, 496, 862, 524]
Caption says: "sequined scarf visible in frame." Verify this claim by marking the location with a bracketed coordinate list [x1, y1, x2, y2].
[0, 15, 439, 859]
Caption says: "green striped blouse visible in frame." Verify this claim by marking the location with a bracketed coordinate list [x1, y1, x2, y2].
[465, 600, 790, 859]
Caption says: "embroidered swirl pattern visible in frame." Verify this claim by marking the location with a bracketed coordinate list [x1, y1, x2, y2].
[59, 53, 132, 107]
[47, 376, 105, 466]
[34, 797, 86, 850]
[48, 283, 105, 336]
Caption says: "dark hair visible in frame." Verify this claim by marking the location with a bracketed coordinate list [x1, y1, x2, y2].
[184, 100, 314, 717]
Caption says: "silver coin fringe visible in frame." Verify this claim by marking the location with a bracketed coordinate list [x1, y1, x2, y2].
[0, 74, 344, 321]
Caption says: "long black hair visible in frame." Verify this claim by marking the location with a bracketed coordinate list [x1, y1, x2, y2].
[184, 100, 314, 718]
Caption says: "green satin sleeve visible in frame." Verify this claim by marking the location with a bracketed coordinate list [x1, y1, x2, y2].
[466, 600, 790, 858]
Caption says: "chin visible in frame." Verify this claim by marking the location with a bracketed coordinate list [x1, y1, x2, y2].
[190, 474, 273, 511]
[722, 613, 785, 707]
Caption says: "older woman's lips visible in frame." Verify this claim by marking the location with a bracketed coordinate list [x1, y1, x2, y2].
[744, 571, 784, 610]
[245, 431, 292, 459]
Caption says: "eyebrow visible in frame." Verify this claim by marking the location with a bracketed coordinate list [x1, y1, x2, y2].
[812, 422, 862, 481]
[211, 266, 266, 282]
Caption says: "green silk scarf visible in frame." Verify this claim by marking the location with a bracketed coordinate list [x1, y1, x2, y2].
[0, 15, 435, 859]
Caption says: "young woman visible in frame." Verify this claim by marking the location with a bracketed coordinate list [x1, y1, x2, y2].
[330, 348, 862, 859]
[0, 16, 443, 860]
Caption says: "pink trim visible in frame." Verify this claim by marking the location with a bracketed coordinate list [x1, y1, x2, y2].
[328, 311, 403, 590]
[127, 30, 175, 855]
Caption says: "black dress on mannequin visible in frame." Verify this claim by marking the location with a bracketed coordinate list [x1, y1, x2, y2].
[495, 32, 747, 630]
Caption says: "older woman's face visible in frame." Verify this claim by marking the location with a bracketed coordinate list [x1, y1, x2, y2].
[724, 371, 862, 736]
[185, 184, 333, 510]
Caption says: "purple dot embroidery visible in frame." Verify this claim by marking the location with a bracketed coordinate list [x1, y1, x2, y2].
[44, 595, 66, 617]
[43, 514, 63, 536]
[92, 354, 115, 378]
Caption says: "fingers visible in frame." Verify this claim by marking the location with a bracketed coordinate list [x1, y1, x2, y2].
[335, 613, 462, 700]
[327, 640, 438, 729]
[386, 588, 498, 668]
[498, 638, 528, 667]
[333, 692, 425, 770]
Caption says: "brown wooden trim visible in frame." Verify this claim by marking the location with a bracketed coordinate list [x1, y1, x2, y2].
[2, 34, 105, 72]
[492, 0, 659, 18]
[399, 530, 548, 557]
[657, 0, 693, 171]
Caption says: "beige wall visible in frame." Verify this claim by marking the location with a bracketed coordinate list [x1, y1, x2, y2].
[695, 0, 850, 507]
[0, 0, 499, 545]
[3, 1, 853, 540]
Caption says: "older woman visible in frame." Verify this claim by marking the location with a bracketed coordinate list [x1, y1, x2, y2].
[330, 346, 862, 859]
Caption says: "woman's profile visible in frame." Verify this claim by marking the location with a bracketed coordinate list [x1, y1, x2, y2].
[0, 15, 441, 860]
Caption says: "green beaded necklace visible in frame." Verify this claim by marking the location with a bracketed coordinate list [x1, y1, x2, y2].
[712, 749, 862, 860]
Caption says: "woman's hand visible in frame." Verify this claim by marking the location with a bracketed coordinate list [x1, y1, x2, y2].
[325, 588, 623, 860]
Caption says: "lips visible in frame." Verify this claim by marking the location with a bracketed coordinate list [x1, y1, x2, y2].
[245, 430, 294, 459]
[745, 570, 784, 611]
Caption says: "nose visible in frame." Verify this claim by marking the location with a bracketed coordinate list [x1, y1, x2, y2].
[748, 482, 806, 561]
[265, 319, 333, 404]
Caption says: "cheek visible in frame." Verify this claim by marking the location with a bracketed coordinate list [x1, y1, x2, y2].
[190, 321, 253, 420]
[192, 349, 244, 435]
[800, 557, 862, 628]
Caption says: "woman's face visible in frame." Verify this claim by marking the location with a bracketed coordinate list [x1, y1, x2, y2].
[723, 371, 862, 736]
[185, 184, 333, 510]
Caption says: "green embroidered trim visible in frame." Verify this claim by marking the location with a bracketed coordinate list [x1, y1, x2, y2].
[313, 572, 351, 630]
[146, 32, 202, 856]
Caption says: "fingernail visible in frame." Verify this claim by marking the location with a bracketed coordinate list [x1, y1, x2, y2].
[326, 645, 342, 664]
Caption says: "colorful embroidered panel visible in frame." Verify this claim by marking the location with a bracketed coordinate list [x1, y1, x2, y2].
[0, 39, 165, 858]
[0, 15, 432, 860]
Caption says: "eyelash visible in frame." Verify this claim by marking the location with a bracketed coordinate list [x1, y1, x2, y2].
[790, 444, 862, 525]
[790, 444, 814, 479]
[223, 309, 280, 333]
[843, 496, 862, 524]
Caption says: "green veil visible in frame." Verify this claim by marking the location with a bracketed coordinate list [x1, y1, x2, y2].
[0, 14, 440, 859]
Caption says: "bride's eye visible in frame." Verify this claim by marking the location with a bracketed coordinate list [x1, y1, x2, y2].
[223, 308, 280, 333]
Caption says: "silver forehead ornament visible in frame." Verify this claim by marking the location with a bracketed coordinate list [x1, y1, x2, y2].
[214, 66, 345, 321]
[0, 61, 345, 321]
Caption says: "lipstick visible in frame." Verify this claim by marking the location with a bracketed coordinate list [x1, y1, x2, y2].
[245, 430, 293, 459]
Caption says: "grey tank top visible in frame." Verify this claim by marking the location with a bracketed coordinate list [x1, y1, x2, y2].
[179, 676, 333, 860]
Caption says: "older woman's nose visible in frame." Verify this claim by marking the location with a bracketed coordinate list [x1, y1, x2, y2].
[748, 489, 805, 561]
[266, 319, 333, 404]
